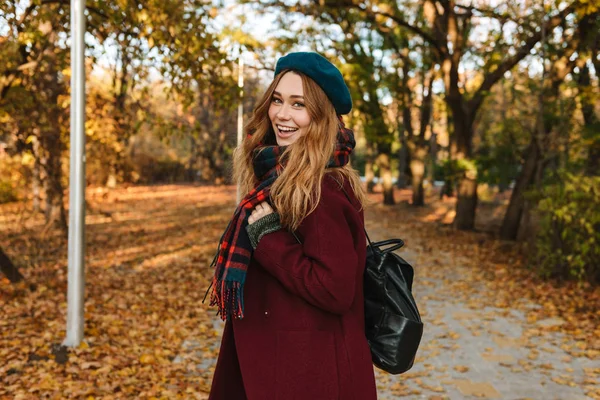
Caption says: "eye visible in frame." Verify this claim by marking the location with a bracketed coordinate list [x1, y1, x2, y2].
[271, 96, 282, 104]
[293, 102, 305, 107]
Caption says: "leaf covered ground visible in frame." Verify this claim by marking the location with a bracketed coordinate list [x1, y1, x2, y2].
[1, 184, 598, 399]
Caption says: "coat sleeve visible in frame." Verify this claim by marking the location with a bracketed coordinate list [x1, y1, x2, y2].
[251, 183, 359, 315]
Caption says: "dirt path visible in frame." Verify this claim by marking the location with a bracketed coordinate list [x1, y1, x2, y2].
[365, 205, 597, 399]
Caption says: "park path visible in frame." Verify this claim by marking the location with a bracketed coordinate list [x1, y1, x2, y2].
[365, 217, 597, 400]
[177, 203, 598, 400]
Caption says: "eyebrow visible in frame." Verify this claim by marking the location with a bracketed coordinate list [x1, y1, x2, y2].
[273, 91, 304, 99]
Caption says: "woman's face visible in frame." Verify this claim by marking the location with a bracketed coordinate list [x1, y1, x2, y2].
[268, 72, 311, 146]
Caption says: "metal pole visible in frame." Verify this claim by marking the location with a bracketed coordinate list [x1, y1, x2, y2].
[236, 53, 244, 203]
[63, 0, 87, 347]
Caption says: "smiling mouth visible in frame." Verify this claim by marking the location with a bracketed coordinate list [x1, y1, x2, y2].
[276, 124, 299, 137]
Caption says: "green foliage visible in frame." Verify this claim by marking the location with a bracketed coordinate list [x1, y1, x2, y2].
[351, 149, 366, 176]
[128, 129, 188, 184]
[136, 158, 187, 184]
[434, 158, 476, 181]
[433, 159, 465, 197]
[0, 180, 18, 204]
[0, 152, 31, 203]
[475, 79, 532, 189]
[434, 159, 456, 182]
[475, 143, 520, 189]
[532, 172, 600, 283]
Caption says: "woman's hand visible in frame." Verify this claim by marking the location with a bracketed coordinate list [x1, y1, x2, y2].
[248, 201, 274, 225]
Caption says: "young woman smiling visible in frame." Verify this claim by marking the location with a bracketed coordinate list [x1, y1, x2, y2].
[268, 72, 311, 147]
[207, 52, 376, 400]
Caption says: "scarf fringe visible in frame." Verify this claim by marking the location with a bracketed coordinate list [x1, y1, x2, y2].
[209, 277, 244, 321]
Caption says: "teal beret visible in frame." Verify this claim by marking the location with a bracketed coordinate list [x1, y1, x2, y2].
[274, 52, 352, 115]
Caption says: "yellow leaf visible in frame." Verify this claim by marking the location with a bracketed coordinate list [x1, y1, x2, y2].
[140, 354, 155, 364]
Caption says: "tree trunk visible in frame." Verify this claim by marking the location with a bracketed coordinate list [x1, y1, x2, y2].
[37, 38, 67, 234]
[377, 148, 395, 205]
[395, 88, 409, 189]
[502, 97, 551, 241]
[399, 57, 415, 191]
[500, 142, 539, 240]
[502, 28, 555, 241]
[0, 247, 24, 283]
[410, 158, 425, 206]
[444, 54, 479, 229]
[32, 136, 41, 213]
[452, 108, 478, 230]
[450, 109, 478, 230]
[410, 62, 434, 206]
[364, 143, 376, 193]
[517, 162, 545, 243]
[442, 105, 455, 199]
[455, 175, 478, 230]
[396, 138, 409, 189]
[186, 134, 198, 182]
[40, 127, 67, 232]
[428, 132, 438, 187]
[408, 141, 429, 207]
[585, 138, 600, 176]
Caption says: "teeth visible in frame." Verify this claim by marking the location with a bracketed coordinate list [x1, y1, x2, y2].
[277, 125, 298, 132]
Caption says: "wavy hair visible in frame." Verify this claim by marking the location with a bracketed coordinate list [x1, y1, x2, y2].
[232, 70, 369, 231]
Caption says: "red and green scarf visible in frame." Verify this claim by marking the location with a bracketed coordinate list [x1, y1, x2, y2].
[207, 117, 355, 320]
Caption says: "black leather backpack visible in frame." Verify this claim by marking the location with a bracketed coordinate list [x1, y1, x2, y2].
[331, 179, 424, 374]
[363, 237, 423, 374]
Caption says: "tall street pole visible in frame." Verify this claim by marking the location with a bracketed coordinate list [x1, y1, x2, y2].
[63, 0, 87, 347]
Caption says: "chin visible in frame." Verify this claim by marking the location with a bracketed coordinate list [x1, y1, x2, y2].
[276, 134, 299, 146]
[277, 138, 297, 146]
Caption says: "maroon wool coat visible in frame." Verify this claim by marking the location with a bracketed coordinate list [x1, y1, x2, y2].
[210, 174, 377, 400]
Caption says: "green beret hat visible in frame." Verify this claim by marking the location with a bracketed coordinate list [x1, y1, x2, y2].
[274, 52, 352, 115]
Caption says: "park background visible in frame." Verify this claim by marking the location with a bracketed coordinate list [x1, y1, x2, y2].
[1, 0, 599, 399]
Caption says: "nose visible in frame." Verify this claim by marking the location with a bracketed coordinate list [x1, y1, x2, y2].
[276, 104, 291, 120]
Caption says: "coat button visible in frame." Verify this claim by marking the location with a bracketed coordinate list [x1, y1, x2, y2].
[264, 310, 269, 317]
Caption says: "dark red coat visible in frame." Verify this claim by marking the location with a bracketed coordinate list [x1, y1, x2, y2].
[210, 174, 377, 400]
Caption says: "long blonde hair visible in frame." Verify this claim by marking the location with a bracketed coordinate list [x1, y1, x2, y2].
[232, 70, 369, 231]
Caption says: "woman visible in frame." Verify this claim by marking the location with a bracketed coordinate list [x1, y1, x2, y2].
[207, 52, 377, 400]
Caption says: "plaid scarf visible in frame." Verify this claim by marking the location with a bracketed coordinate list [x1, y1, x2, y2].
[207, 117, 356, 320]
